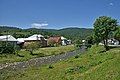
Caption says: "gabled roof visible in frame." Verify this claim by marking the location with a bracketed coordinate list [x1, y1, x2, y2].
[17, 34, 45, 43]
[25, 34, 44, 41]
[0, 35, 17, 42]
[28, 34, 44, 38]
[17, 38, 25, 43]
[48, 36, 61, 43]
[61, 36, 67, 40]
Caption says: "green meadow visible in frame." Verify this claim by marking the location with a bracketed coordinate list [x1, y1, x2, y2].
[0, 45, 75, 64]
[1, 45, 120, 80]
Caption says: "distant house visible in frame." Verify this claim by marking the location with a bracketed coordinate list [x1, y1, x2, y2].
[67, 40, 72, 45]
[107, 38, 119, 45]
[61, 36, 72, 45]
[81, 40, 86, 45]
[17, 34, 47, 47]
[0, 35, 17, 46]
[82, 40, 86, 43]
[61, 36, 67, 45]
[47, 36, 62, 46]
[47, 36, 72, 46]
[17, 38, 26, 48]
[99, 38, 119, 46]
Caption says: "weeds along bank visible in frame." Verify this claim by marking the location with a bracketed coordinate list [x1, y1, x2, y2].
[0, 45, 75, 64]
[0, 45, 120, 80]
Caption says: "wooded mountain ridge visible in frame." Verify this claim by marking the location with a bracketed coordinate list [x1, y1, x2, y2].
[0, 26, 93, 40]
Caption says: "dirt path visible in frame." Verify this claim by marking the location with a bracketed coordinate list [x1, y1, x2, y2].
[0, 46, 86, 70]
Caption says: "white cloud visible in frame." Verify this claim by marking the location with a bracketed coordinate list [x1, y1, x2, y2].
[109, 3, 114, 6]
[0, 24, 19, 28]
[31, 23, 48, 29]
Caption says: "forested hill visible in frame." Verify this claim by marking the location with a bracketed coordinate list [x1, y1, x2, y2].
[0, 26, 93, 40]
[56, 28, 93, 40]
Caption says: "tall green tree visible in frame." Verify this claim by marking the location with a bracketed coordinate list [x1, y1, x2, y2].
[86, 35, 94, 45]
[114, 26, 120, 43]
[94, 16, 118, 50]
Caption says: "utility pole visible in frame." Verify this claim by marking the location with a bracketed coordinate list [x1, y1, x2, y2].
[6, 30, 9, 47]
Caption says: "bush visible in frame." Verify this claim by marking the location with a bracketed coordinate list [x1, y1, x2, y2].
[47, 40, 55, 47]
[78, 66, 87, 73]
[74, 39, 82, 48]
[0, 42, 17, 54]
[37, 53, 45, 57]
[59, 52, 64, 54]
[48, 65, 54, 69]
[75, 55, 79, 58]
[24, 42, 40, 55]
[65, 67, 74, 73]
[85, 44, 92, 48]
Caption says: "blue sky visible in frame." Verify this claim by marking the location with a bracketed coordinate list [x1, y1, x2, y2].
[0, 0, 120, 29]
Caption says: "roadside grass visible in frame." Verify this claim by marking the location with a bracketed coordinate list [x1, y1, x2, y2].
[1, 45, 120, 80]
[33, 45, 75, 56]
[0, 45, 75, 63]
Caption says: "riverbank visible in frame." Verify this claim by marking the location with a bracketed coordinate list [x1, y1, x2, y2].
[1, 45, 119, 80]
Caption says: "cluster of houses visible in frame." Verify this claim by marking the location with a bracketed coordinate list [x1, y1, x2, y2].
[0, 34, 119, 48]
[82, 38, 120, 46]
[99, 38, 120, 46]
[0, 34, 72, 48]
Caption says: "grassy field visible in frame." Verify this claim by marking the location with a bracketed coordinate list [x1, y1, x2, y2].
[0, 45, 75, 64]
[0, 45, 120, 80]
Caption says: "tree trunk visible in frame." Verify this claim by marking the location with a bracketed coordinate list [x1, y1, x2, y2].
[103, 39, 109, 51]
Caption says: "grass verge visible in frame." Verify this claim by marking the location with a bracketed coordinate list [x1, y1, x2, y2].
[0, 45, 120, 80]
[0, 45, 75, 64]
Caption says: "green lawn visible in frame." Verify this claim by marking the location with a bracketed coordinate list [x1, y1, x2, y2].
[0, 45, 120, 80]
[0, 45, 75, 64]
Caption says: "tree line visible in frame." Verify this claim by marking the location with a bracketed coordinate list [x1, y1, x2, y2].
[83, 16, 120, 51]
[0, 16, 120, 54]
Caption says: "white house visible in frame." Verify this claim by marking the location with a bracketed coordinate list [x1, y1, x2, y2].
[107, 38, 119, 45]
[82, 40, 86, 43]
[61, 36, 71, 45]
[0, 35, 18, 46]
[17, 38, 25, 44]
[25, 34, 44, 41]
[0, 35, 17, 41]
[99, 38, 119, 46]
[17, 34, 47, 47]
[67, 40, 72, 45]
[61, 36, 67, 45]
[17, 34, 45, 43]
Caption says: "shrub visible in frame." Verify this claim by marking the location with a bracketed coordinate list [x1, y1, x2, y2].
[17, 54, 24, 57]
[47, 40, 55, 47]
[66, 66, 87, 73]
[74, 39, 82, 48]
[48, 65, 54, 69]
[65, 67, 74, 73]
[0, 42, 17, 54]
[24, 42, 39, 55]
[74, 55, 79, 58]
[78, 66, 87, 73]
[37, 53, 45, 57]
[59, 52, 64, 54]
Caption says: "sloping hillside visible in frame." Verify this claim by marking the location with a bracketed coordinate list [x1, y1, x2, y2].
[56, 27, 93, 40]
[0, 45, 119, 80]
[0, 26, 93, 40]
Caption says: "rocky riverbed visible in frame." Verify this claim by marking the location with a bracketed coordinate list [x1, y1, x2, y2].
[0, 46, 86, 70]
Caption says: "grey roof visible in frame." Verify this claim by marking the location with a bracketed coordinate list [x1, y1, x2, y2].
[25, 34, 44, 41]
[0, 35, 17, 42]
[17, 34, 45, 43]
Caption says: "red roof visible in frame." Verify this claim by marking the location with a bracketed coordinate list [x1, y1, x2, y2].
[48, 36, 61, 43]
